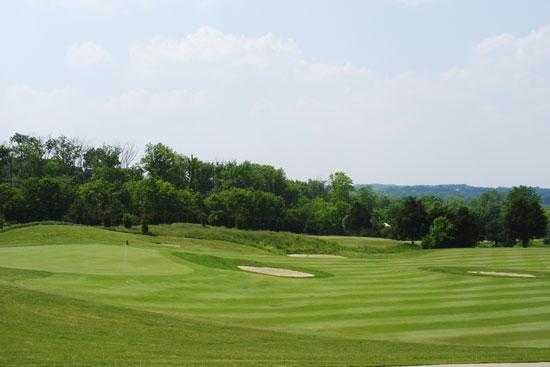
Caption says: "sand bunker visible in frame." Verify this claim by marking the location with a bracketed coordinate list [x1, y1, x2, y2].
[468, 271, 535, 278]
[288, 254, 344, 259]
[238, 266, 314, 278]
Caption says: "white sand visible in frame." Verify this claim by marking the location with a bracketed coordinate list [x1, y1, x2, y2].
[468, 271, 536, 278]
[288, 254, 345, 259]
[238, 266, 314, 278]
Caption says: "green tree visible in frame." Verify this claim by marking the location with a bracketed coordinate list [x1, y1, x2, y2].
[471, 190, 505, 244]
[44, 136, 85, 177]
[447, 206, 480, 247]
[71, 179, 119, 226]
[394, 197, 429, 244]
[422, 217, 457, 249]
[0, 183, 19, 223]
[9, 133, 45, 179]
[21, 176, 75, 221]
[503, 186, 548, 247]
[141, 143, 186, 188]
[303, 198, 341, 235]
[205, 188, 284, 230]
[328, 172, 353, 203]
[0, 145, 13, 182]
[344, 201, 372, 234]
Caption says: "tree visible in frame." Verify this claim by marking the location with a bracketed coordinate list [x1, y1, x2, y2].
[20, 177, 75, 221]
[471, 190, 505, 244]
[71, 179, 119, 226]
[205, 188, 284, 230]
[0, 145, 13, 182]
[9, 133, 45, 179]
[44, 136, 85, 177]
[216, 161, 287, 196]
[119, 142, 138, 169]
[344, 201, 372, 234]
[446, 206, 480, 247]
[141, 143, 186, 187]
[422, 217, 457, 249]
[0, 183, 19, 222]
[328, 172, 353, 203]
[304, 198, 341, 234]
[126, 178, 201, 225]
[421, 196, 448, 223]
[503, 186, 548, 247]
[394, 197, 429, 244]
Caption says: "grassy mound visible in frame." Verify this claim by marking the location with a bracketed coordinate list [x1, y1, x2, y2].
[128, 223, 347, 255]
[0, 224, 152, 248]
[314, 234, 415, 253]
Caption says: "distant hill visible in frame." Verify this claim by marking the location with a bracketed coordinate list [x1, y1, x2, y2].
[362, 184, 550, 206]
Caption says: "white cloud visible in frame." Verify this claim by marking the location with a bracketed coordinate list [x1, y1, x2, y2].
[3, 25, 550, 185]
[67, 42, 113, 69]
[129, 27, 371, 82]
[129, 27, 301, 72]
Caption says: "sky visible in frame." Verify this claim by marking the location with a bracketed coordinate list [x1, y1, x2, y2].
[1, 0, 550, 187]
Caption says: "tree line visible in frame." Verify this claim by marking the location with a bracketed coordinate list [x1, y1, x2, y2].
[0, 133, 547, 247]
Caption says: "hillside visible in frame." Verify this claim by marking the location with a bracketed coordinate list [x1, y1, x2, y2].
[365, 183, 550, 205]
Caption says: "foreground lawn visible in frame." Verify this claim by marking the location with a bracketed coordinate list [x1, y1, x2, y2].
[2, 224, 550, 365]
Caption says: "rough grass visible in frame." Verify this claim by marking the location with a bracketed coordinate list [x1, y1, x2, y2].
[313, 234, 416, 253]
[121, 222, 347, 255]
[3, 225, 550, 365]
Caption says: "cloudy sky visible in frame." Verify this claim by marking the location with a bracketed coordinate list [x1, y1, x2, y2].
[2, 1, 550, 187]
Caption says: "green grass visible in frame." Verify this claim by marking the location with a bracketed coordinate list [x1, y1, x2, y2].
[123, 222, 347, 255]
[312, 234, 415, 253]
[3, 224, 550, 365]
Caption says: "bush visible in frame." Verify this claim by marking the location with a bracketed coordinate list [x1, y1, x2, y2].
[123, 213, 136, 229]
[0, 217, 4, 231]
[422, 217, 456, 249]
[544, 236, 550, 245]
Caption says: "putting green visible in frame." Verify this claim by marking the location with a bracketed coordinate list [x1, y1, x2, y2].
[0, 244, 192, 276]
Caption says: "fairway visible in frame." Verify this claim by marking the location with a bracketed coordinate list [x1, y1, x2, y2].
[2, 224, 550, 365]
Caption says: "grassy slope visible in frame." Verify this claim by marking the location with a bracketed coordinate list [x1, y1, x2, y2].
[2, 224, 550, 365]
[125, 222, 348, 255]
[312, 234, 414, 253]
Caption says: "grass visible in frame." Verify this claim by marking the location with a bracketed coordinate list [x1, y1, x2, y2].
[120, 222, 347, 255]
[312, 234, 415, 253]
[3, 224, 550, 365]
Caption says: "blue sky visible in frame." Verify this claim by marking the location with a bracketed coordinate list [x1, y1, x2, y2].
[2, 1, 550, 187]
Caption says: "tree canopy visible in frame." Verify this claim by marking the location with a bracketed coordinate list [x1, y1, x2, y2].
[0, 133, 547, 247]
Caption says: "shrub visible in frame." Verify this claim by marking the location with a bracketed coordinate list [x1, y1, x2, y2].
[544, 236, 550, 245]
[123, 213, 136, 229]
[422, 217, 456, 249]
[0, 216, 4, 231]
